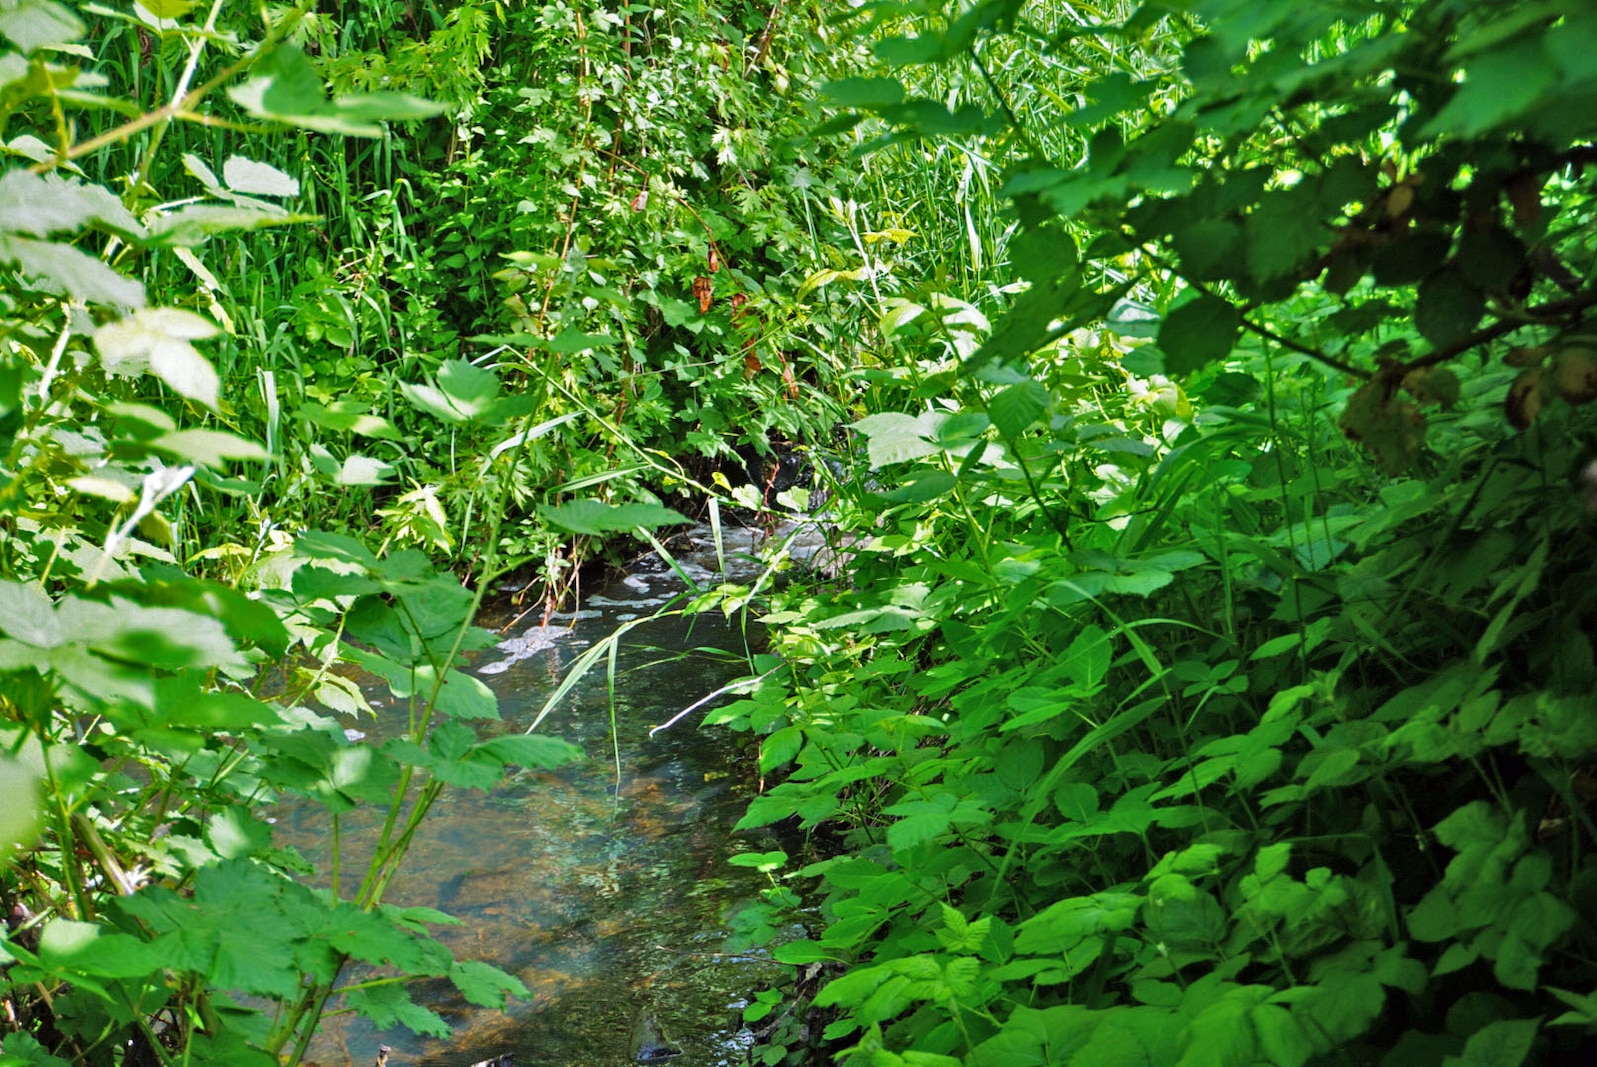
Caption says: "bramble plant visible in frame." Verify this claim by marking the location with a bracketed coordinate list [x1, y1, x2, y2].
[0, 4, 593, 1064]
[702, 3, 1597, 1066]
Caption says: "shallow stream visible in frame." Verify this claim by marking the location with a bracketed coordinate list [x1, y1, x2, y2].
[294, 526, 825, 1067]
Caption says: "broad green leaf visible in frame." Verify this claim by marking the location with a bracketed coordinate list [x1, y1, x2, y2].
[1160, 292, 1241, 376]
[145, 203, 307, 247]
[1423, 38, 1555, 138]
[221, 154, 299, 197]
[297, 401, 403, 440]
[538, 500, 688, 535]
[0, 233, 144, 306]
[0, 755, 40, 854]
[39, 919, 159, 979]
[152, 428, 268, 467]
[1245, 190, 1325, 282]
[95, 308, 221, 408]
[450, 959, 528, 1008]
[228, 46, 443, 137]
[400, 359, 503, 423]
[0, 169, 142, 239]
[988, 378, 1050, 439]
[1442, 1017, 1540, 1067]
[1415, 270, 1485, 348]
[333, 453, 394, 486]
[0, 0, 83, 55]
[881, 469, 957, 503]
[823, 76, 906, 108]
[342, 982, 450, 1038]
[851, 411, 944, 467]
[0, 581, 59, 646]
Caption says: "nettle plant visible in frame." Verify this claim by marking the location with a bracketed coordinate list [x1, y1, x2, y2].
[0, 4, 613, 1065]
[709, 3, 1597, 1066]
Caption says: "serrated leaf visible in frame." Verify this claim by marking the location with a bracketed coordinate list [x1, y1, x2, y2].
[537, 500, 688, 535]
[1443, 1017, 1540, 1067]
[1160, 292, 1241, 375]
[1415, 269, 1485, 348]
[342, 982, 450, 1038]
[823, 76, 906, 108]
[474, 734, 582, 768]
[151, 429, 269, 467]
[988, 378, 1050, 439]
[95, 308, 221, 408]
[145, 202, 303, 247]
[851, 411, 944, 467]
[221, 154, 299, 197]
[450, 959, 528, 1008]
[0, 0, 84, 55]
[228, 46, 443, 137]
[0, 169, 143, 239]
[0, 233, 143, 305]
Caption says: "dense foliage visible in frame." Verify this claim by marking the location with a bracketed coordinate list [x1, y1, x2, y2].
[708, 2, 1597, 1066]
[3, 0, 1596, 1065]
[0, 1, 859, 1063]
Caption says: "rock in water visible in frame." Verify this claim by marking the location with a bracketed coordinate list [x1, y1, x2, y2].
[629, 1004, 682, 1063]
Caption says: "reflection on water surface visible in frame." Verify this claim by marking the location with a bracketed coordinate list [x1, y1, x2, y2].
[295, 538, 790, 1067]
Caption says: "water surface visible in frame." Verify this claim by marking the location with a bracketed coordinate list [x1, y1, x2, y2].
[298, 529, 801, 1067]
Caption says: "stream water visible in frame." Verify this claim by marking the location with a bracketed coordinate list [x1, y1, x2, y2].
[292, 526, 827, 1067]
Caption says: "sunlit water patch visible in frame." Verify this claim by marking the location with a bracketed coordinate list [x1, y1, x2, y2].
[290, 526, 807, 1067]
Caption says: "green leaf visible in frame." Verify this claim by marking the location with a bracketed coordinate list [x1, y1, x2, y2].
[1415, 270, 1485, 349]
[95, 308, 221, 409]
[1245, 191, 1325, 282]
[1424, 38, 1555, 138]
[474, 734, 582, 768]
[823, 76, 906, 108]
[881, 469, 958, 503]
[1443, 1017, 1540, 1067]
[0, 581, 60, 646]
[228, 46, 443, 137]
[342, 982, 450, 1038]
[450, 959, 528, 1008]
[221, 155, 300, 197]
[145, 203, 307, 247]
[965, 269, 1085, 372]
[538, 500, 688, 536]
[39, 919, 160, 979]
[297, 401, 404, 440]
[151, 428, 269, 467]
[851, 411, 944, 467]
[988, 378, 1050, 439]
[0, 234, 144, 306]
[761, 724, 803, 772]
[399, 359, 500, 423]
[0, 169, 143, 240]
[0, 755, 40, 854]
[1159, 293, 1241, 375]
[0, 0, 83, 55]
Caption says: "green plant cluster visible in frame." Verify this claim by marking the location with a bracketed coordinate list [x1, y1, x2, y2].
[0, 4, 608, 1064]
[706, 2, 1597, 1065]
[175, 0, 877, 599]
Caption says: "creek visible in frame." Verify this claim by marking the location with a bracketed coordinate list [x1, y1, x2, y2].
[289, 525, 824, 1067]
